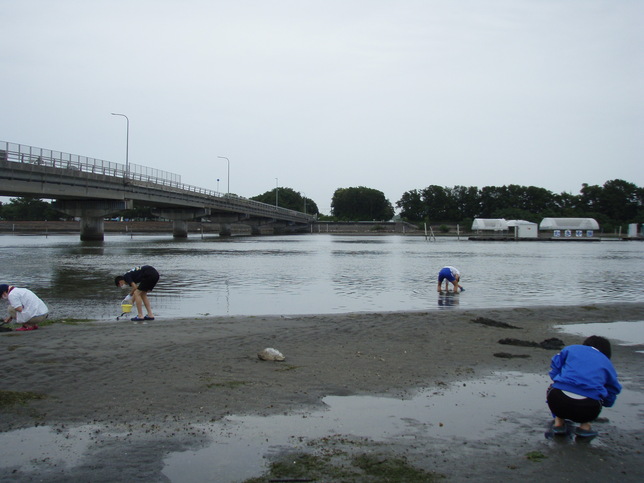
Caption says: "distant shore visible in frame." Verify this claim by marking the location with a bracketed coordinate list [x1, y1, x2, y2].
[1, 302, 643, 481]
[0, 220, 633, 240]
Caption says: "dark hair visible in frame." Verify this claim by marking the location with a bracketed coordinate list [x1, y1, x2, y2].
[583, 335, 612, 359]
[114, 276, 125, 287]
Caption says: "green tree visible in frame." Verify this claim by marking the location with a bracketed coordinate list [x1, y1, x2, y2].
[478, 186, 507, 218]
[331, 187, 394, 221]
[420, 185, 454, 221]
[519, 186, 556, 214]
[579, 183, 603, 212]
[396, 189, 425, 221]
[551, 192, 580, 217]
[251, 187, 319, 215]
[449, 185, 480, 220]
[0, 197, 63, 221]
[478, 185, 558, 219]
[597, 179, 640, 222]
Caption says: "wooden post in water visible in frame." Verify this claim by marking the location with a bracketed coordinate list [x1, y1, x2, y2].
[425, 223, 436, 241]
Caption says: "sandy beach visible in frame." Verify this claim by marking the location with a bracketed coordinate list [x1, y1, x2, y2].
[1, 302, 643, 481]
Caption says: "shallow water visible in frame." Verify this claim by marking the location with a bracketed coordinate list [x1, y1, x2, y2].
[160, 371, 553, 482]
[0, 234, 642, 319]
[2, 368, 640, 482]
[160, 366, 643, 482]
[554, 321, 644, 346]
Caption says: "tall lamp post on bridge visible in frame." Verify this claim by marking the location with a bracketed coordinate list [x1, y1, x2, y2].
[111, 113, 129, 181]
[217, 156, 230, 195]
[275, 178, 279, 208]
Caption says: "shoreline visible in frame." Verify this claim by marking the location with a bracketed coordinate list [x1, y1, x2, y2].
[1, 302, 643, 481]
[0, 220, 634, 240]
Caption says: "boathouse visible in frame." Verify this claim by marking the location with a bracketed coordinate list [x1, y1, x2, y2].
[471, 218, 508, 233]
[539, 218, 599, 239]
[507, 219, 538, 239]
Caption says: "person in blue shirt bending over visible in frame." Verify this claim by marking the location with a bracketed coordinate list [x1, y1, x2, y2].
[547, 335, 622, 438]
[437, 266, 463, 293]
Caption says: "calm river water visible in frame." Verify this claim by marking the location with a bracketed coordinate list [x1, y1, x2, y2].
[0, 234, 642, 320]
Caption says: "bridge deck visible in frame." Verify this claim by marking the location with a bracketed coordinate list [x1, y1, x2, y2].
[0, 141, 314, 225]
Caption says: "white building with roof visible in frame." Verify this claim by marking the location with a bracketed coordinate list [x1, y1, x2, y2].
[507, 219, 538, 238]
[471, 218, 508, 232]
[539, 218, 599, 239]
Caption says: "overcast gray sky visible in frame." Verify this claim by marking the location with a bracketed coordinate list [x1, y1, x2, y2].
[1, 0, 642, 214]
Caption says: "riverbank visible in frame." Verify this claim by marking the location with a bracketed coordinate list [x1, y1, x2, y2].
[1, 303, 643, 481]
[2, 220, 634, 241]
[0, 220, 423, 237]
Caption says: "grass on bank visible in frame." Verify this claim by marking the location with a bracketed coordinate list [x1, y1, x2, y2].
[0, 390, 48, 408]
[244, 451, 444, 482]
[1, 318, 94, 331]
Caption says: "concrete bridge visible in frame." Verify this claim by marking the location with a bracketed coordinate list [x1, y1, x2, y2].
[0, 141, 315, 240]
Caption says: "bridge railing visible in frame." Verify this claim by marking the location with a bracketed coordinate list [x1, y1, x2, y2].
[1, 141, 314, 222]
[0, 141, 181, 185]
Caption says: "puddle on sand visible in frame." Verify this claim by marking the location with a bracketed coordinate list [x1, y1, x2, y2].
[0, 425, 121, 471]
[162, 362, 643, 482]
[161, 372, 551, 482]
[555, 320, 644, 348]
[2, 368, 641, 482]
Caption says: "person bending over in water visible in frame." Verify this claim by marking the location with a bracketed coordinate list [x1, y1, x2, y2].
[114, 265, 159, 322]
[437, 266, 462, 293]
[547, 335, 621, 437]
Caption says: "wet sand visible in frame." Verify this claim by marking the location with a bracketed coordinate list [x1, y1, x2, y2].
[1, 302, 643, 481]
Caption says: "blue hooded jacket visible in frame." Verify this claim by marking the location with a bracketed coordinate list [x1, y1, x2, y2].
[550, 345, 621, 407]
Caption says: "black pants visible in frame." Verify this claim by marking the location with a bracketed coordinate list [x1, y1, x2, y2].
[547, 387, 602, 423]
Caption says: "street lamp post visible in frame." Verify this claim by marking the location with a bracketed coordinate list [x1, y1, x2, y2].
[275, 178, 279, 208]
[111, 113, 129, 180]
[218, 156, 230, 195]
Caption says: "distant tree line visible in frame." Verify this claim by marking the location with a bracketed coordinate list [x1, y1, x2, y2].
[0, 197, 64, 221]
[396, 179, 643, 231]
[1, 179, 641, 231]
[0, 197, 155, 222]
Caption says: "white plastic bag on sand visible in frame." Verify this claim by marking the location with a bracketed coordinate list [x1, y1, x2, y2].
[257, 348, 285, 361]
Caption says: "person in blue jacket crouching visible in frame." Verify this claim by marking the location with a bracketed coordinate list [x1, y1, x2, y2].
[547, 335, 622, 437]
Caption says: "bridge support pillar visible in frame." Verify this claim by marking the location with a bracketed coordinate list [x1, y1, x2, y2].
[173, 220, 188, 238]
[250, 225, 262, 236]
[80, 217, 105, 241]
[219, 224, 232, 237]
[151, 208, 211, 238]
[272, 223, 287, 235]
[53, 199, 133, 241]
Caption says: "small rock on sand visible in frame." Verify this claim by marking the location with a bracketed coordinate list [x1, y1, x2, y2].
[257, 348, 285, 361]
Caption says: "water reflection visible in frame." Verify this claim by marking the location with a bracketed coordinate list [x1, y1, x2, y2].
[0, 234, 642, 319]
[438, 293, 460, 307]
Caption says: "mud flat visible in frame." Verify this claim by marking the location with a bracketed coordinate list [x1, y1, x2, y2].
[1, 303, 643, 481]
